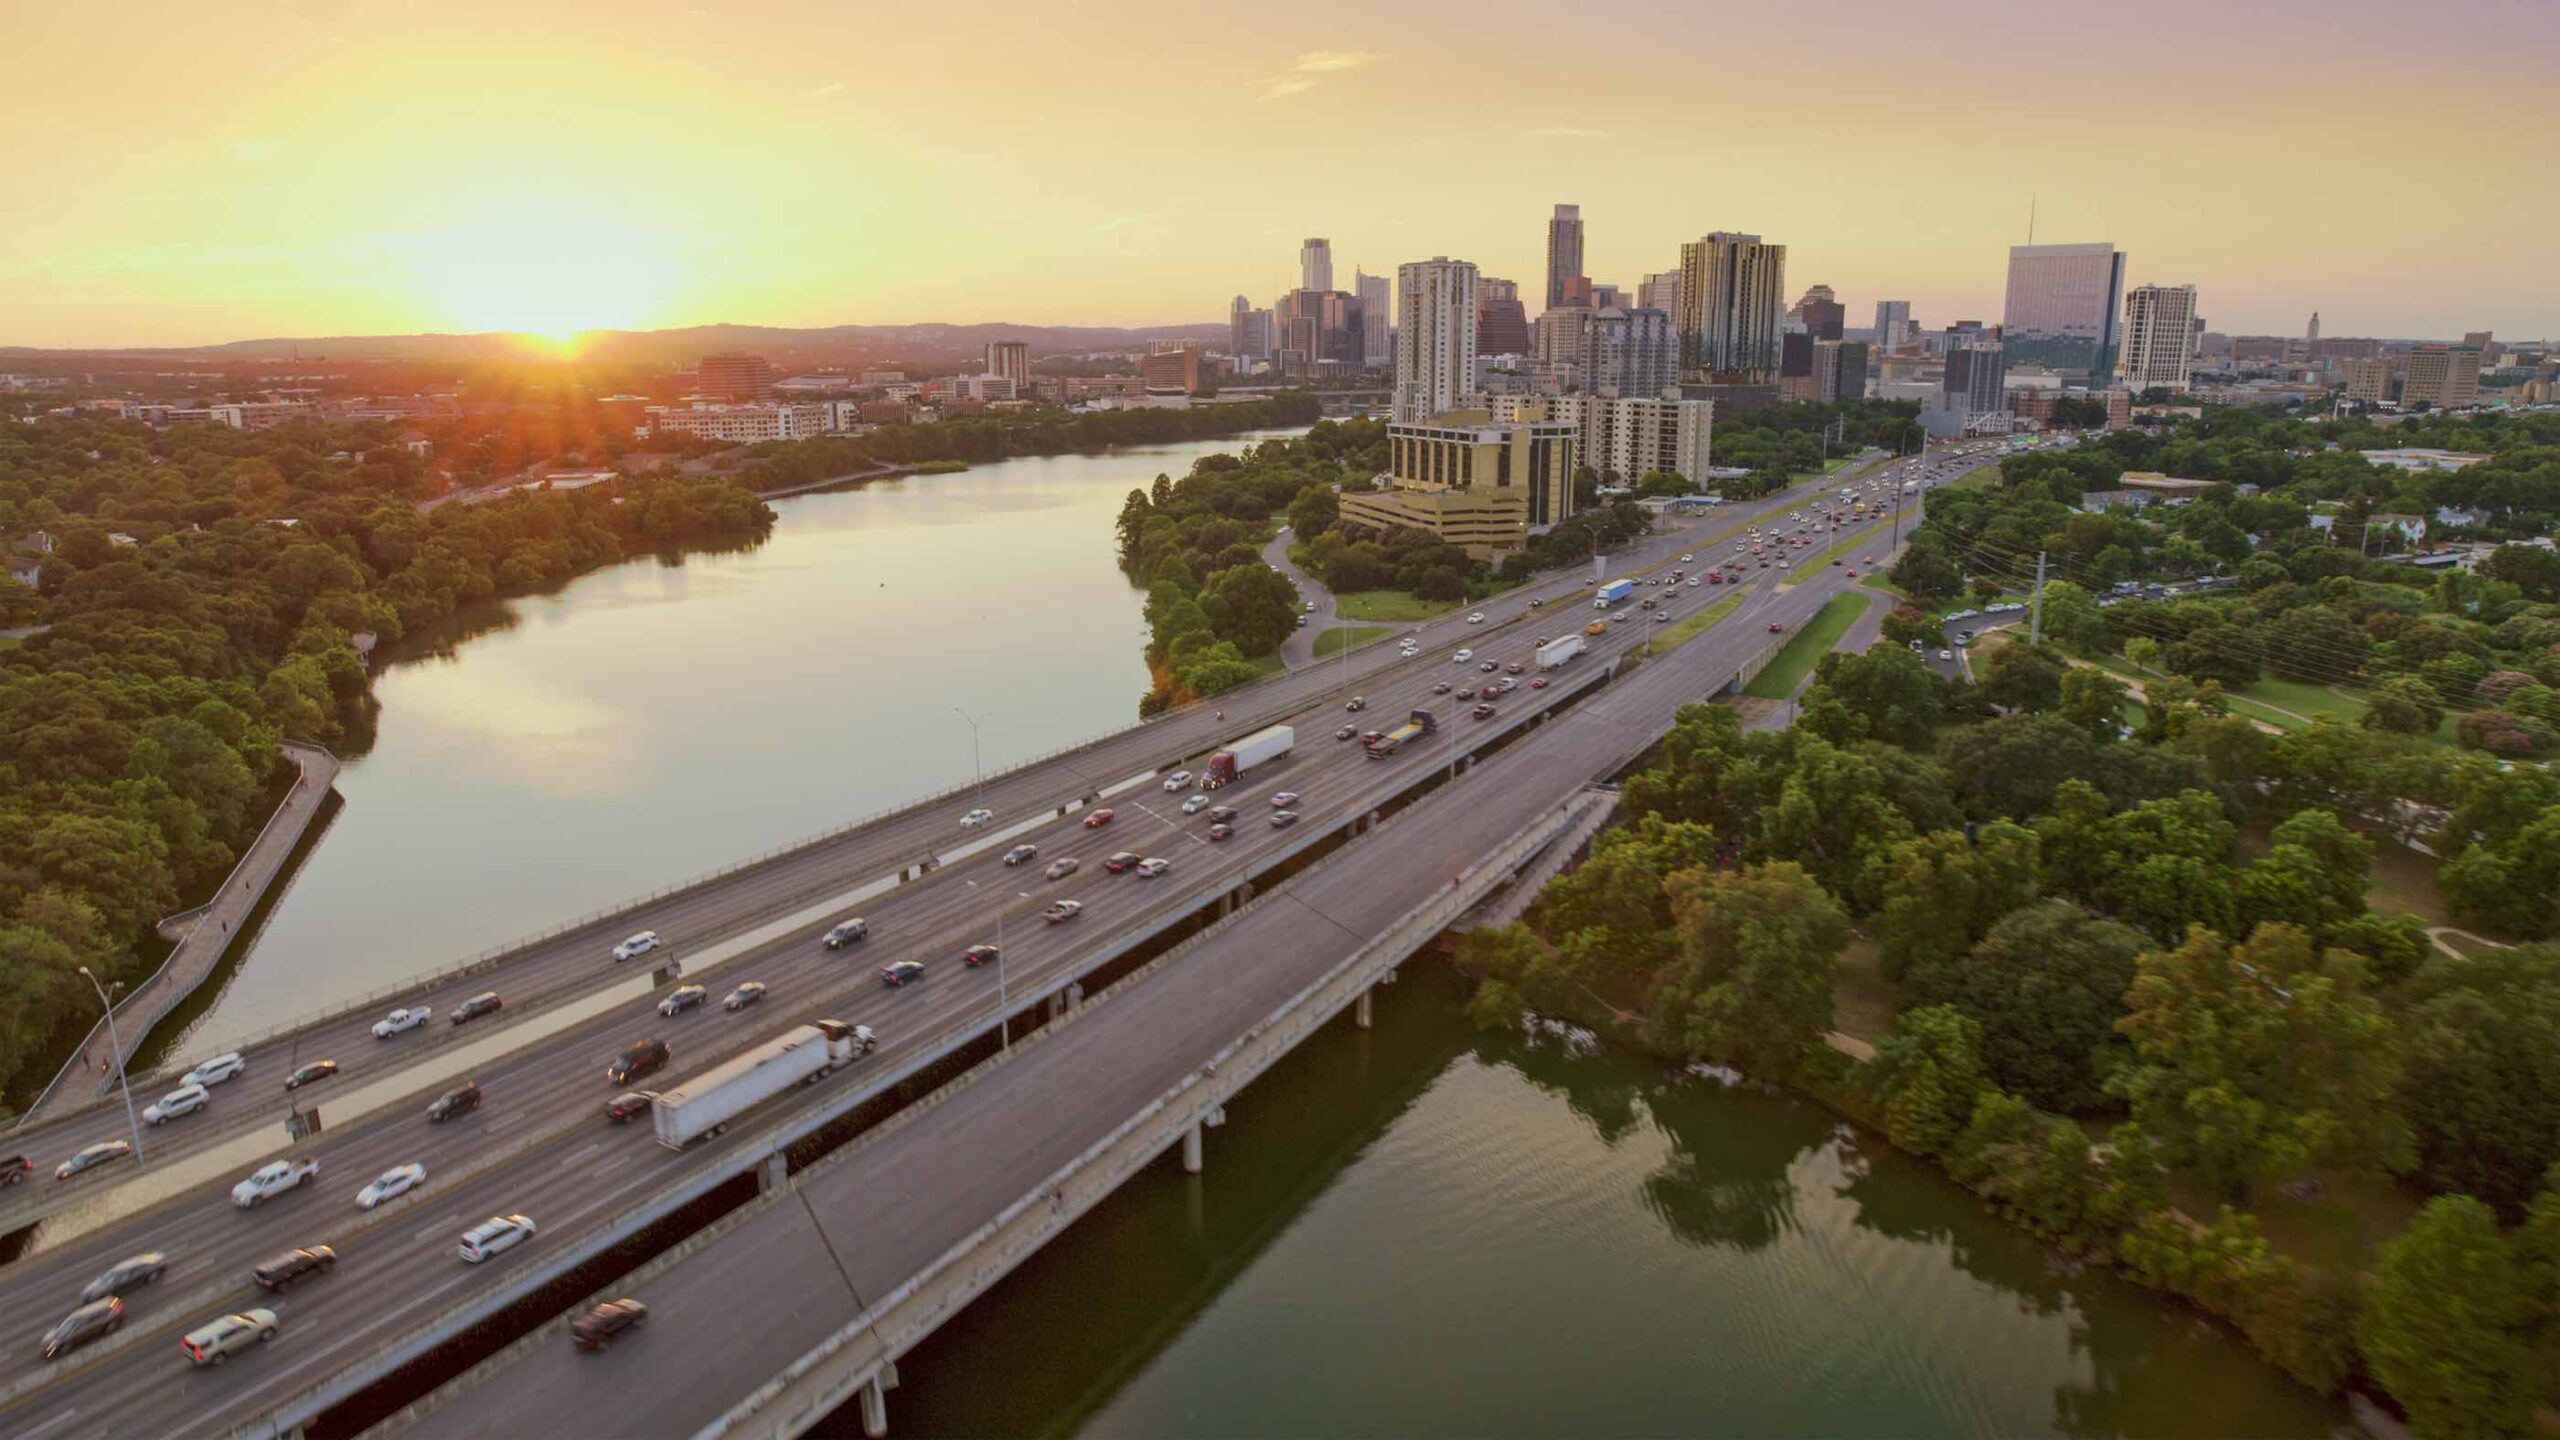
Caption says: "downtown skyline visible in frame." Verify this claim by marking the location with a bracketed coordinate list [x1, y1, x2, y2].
[4, 0, 2556, 350]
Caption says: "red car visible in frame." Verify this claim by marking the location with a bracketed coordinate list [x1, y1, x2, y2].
[1766, 622, 1783, 633]
[1529, 677, 1548, 690]
[1083, 808, 1116, 829]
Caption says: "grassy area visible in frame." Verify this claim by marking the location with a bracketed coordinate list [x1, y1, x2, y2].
[1654, 592, 1747, 650]
[1830, 935, 1902, 1045]
[1791, 520, 1897, 578]
[2241, 675, 2366, 725]
[1334, 590, 1462, 623]
[1743, 591, 1871, 699]
[1311, 625, 1392, 659]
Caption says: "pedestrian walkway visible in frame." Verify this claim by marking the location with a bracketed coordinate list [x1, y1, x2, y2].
[22, 740, 340, 1125]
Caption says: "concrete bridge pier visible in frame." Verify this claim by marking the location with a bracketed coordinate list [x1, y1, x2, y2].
[1181, 1120, 1205, 1174]
[858, 1374, 889, 1438]
[759, 1151, 788, 1194]
[1354, 986, 1375, 1030]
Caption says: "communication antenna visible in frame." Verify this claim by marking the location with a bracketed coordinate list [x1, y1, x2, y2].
[2026, 193, 2037, 245]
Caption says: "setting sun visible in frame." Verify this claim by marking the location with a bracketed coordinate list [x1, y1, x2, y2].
[400, 198, 682, 342]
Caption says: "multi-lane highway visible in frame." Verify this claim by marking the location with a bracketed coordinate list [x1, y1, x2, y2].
[390, 507, 1887, 1440]
[0, 447, 1973, 1438]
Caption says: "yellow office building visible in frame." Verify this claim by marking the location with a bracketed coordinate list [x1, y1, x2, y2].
[1336, 412, 1578, 559]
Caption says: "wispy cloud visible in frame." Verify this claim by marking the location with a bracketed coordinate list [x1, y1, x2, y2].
[1258, 50, 1385, 102]
[809, 81, 846, 97]
[1522, 123, 1610, 140]
[1090, 213, 1159, 233]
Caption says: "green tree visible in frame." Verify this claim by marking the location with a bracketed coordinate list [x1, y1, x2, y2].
[1869, 822, 2041, 982]
[2364, 674, 2445, 735]
[1978, 641, 2066, 712]
[1649, 861, 1848, 1077]
[1905, 901, 2149, 1113]
[2360, 1196, 2542, 1440]
[1862, 1004, 1990, 1155]
[2397, 945, 2560, 1213]
[2032, 579, 2108, 653]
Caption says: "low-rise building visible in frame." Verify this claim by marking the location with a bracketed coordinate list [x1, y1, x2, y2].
[2361, 447, 2490, 473]
[647, 402, 838, 443]
[2117, 471, 2220, 500]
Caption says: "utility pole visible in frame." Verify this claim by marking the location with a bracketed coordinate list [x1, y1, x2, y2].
[77, 966, 147, 1164]
[2027, 550, 2049, 646]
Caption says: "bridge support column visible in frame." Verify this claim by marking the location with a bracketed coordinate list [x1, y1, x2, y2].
[1354, 987, 1374, 1030]
[859, 1375, 889, 1439]
[1181, 1120, 1205, 1174]
[759, 1150, 788, 1194]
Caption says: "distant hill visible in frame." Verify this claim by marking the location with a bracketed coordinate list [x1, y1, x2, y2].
[0, 320, 1228, 366]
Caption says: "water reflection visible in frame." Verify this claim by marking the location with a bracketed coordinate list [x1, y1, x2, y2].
[873, 972, 2339, 1440]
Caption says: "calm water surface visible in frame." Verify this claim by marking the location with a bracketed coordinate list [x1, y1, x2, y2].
[867, 972, 2342, 1440]
[180, 434, 1292, 1050]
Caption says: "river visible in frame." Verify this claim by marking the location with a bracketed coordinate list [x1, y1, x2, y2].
[867, 969, 2343, 1440]
[177, 430, 2336, 1436]
[175, 433, 1289, 1054]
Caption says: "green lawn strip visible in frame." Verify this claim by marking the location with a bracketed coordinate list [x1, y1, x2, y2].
[1654, 592, 1747, 650]
[1742, 592, 1870, 699]
[1311, 625, 1393, 659]
[1830, 935, 1902, 1045]
[1333, 590, 1460, 623]
[2240, 675, 2366, 725]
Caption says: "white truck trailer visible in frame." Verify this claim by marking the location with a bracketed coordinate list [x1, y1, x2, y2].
[652, 1019, 877, 1149]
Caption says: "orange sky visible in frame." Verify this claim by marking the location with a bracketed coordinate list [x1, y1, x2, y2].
[3, 0, 2554, 349]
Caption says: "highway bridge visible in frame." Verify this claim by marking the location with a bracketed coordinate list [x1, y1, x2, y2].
[0, 448, 1981, 1440]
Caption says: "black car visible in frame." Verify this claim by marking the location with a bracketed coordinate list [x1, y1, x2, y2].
[609, 1039, 669, 1086]
[1206, 806, 1238, 823]
[284, 1060, 338, 1091]
[822, 917, 868, 949]
[1269, 811, 1299, 829]
[604, 1091, 656, 1124]
[1104, 851, 1142, 874]
[1207, 823, 1234, 841]
[80, 1252, 167, 1303]
[1334, 725, 1357, 741]
[962, 945, 1000, 968]
[1479, 661, 1498, 673]
[1002, 844, 1038, 867]
[0, 1154, 29, 1187]
[426, 1081, 482, 1123]
[1431, 681, 1452, 694]
[880, 961, 926, 987]
[252, 1246, 337, 1292]
[451, 992, 503, 1026]
[572, 1298, 648, 1351]
[41, 1299, 123, 1361]
[657, 984, 708, 1018]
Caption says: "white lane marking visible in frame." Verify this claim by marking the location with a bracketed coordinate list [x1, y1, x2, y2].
[19, 1408, 82, 1440]
[595, 1151, 643, 1177]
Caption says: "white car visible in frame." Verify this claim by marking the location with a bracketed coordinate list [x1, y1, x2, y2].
[181, 1308, 279, 1367]
[356, 1163, 426, 1211]
[143, 1084, 209, 1126]
[1466, 611, 1486, 624]
[457, 1214, 538, 1264]
[960, 808, 995, 829]
[610, 930, 660, 962]
[1135, 857, 1172, 878]
[1680, 554, 1694, 563]
[231, 1157, 319, 1208]
[373, 1006, 432, 1039]
[1452, 649, 1474, 664]
[1162, 771, 1193, 791]
[1180, 794, 1213, 815]
[182, 1053, 246, 1088]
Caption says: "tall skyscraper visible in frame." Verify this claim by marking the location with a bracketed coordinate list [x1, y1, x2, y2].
[1276, 288, 1364, 368]
[1676, 232, 1787, 381]
[1394, 257, 1479, 423]
[984, 340, 1032, 389]
[1300, 237, 1333, 294]
[1638, 270, 1682, 316]
[1792, 284, 1844, 341]
[2002, 243, 2126, 378]
[1944, 336, 2009, 418]
[1475, 276, 1532, 356]
[1229, 296, 1255, 358]
[1544, 204, 1585, 313]
[1581, 307, 1680, 399]
[2306, 312, 2320, 348]
[1874, 300, 1913, 350]
[1356, 270, 1393, 367]
[2119, 284, 2200, 392]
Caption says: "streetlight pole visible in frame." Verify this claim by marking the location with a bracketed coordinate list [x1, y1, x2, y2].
[77, 966, 146, 1163]
[964, 880, 1013, 1053]
[950, 708, 992, 806]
